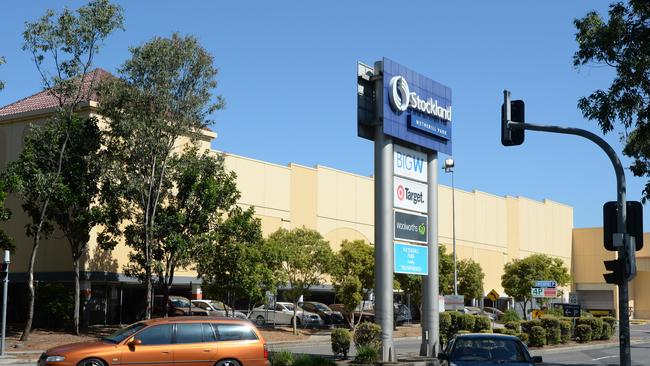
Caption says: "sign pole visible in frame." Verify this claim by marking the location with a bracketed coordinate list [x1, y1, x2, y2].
[373, 61, 395, 362]
[1, 250, 9, 357]
[420, 152, 439, 357]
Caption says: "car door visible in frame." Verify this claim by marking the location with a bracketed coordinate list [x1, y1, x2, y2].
[275, 304, 291, 325]
[214, 323, 264, 366]
[120, 324, 174, 366]
[173, 323, 217, 366]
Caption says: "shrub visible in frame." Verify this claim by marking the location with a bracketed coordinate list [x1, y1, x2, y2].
[331, 328, 351, 358]
[544, 308, 563, 317]
[474, 316, 491, 332]
[600, 323, 612, 340]
[439, 312, 452, 337]
[559, 320, 572, 343]
[502, 309, 520, 322]
[353, 322, 381, 349]
[521, 319, 542, 334]
[576, 317, 604, 340]
[34, 283, 74, 329]
[292, 355, 313, 366]
[448, 311, 462, 335]
[503, 329, 518, 336]
[479, 329, 493, 333]
[459, 314, 476, 331]
[457, 330, 471, 334]
[353, 346, 379, 364]
[517, 332, 529, 344]
[271, 351, 293, 366]
[310, 358, 335, 366]
[540, 316, 561, 345]
[504, 321, 521, 333]
[602, 316, 617, 335]
[529, 326, 546, 347]
[575, 324, 592, 343]
[493, 328, 506, 334]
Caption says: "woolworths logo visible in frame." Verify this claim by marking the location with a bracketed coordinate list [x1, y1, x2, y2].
[418, 223, 426, 235]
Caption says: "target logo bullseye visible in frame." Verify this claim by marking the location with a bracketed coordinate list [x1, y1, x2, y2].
[397, 185, 405, 200]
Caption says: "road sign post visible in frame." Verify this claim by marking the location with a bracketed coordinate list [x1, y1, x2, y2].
[1, 250, 9, 357]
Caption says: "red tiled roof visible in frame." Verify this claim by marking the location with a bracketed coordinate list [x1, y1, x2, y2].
[0, 68, 113, 118]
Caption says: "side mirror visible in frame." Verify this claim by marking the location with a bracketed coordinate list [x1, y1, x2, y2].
[128, 338, 142, 347]
[532, 356, 543, 363]
[437, 353, 448, 361]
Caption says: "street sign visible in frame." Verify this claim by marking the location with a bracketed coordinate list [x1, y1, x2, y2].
[569, 292, 578, 305]
[444, 295, 464, 311]
[393, 242, 428, 275]
[531, 287, 544, 298]
[531, 309, 542, 319]
[394, 210, 428, 243]
[562, 304, 580, 317]
[534, 280, 557, 288]
[487, 289, 499, 302]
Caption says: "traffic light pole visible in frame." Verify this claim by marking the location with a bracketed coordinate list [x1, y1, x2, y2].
[507, 120, 632, 366]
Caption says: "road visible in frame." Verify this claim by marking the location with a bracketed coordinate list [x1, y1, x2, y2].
[268, 323, 650, 365]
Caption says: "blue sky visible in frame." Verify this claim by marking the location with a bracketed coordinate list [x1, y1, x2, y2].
[1, 1, 641, 229]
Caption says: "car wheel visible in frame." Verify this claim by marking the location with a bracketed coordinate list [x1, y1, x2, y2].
[77, 358, 106, 366]
[256, 315, 265, 326]
[216, 359, 241, 366]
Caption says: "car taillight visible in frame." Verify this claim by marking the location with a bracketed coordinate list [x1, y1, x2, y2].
[263, 344, 268, 359]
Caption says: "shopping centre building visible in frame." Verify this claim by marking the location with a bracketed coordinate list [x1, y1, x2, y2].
[0, 69, 647, 323]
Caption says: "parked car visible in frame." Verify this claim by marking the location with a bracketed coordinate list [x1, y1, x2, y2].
[329, 303, 375, 324]
[192, 299, 248, 319]
[153, 295, 209, 317]
[38, 317, 270, 366]
[248, 302, 322, 327]
[482, 306, 505, 319]
[464, 306, 497, 321]
[299, 301, 345, 327]
[394, 303, 412, 325]
[438, 333, 542, 366]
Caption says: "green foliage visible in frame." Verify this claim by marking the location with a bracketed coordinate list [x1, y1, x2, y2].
[602, 316, 617, 334]
[574, 1, 650, 199]
[353, 346, 379, 365]
[501, 254, 570, 316]
[601, 323, 612, 340]
[521, 320, 541, 335]
[0, 56, 5, 91]
[330, 328, 351, 359]
[270, 351, 293, 366]
[438, 245, 455, 295]
[34, 283, 73, 329]
[447, 311, 462, 336]
[439, 312, 451, 345]
[517, 332, 529, 344]
[576, 317, 604, 339]
[292, 355, 334, 366]
[575, 324, 592, 343]
[544, 307, 563, 318]
[479, 329, 493, 333]
[502, 309, 520, 322]
[474, 316, 491, 332]
[493, 328, 506, 334]
[353, 322, 381, 350]
[458, 313, 475, 331]
[529, 326, 546, 347]
[394, 274, 421, 319]
[546, 327, 561, 345]
[332, 240, 373, 324]
[457, 258, 485, 301]
[97, 32, 224, 318]
[559, 320, 572, 343]
[0, 176, 16, 251]
[504, 321, 521, 333]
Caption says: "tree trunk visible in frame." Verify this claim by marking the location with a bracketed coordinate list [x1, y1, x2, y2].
[145, 269, 152, 319]
[20, 235, 40, 341]
[73, 255, 80, 335]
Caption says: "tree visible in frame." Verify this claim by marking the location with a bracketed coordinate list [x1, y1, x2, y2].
[394, 273, 421, 318]
[574, 1, 650, 200]
[0, 175, 16, 252]
[438, 245, 454, 295]
[0, 56, 5, 91]
[331, 240, 373, 326]
[457, 258, 485, 301]
[11, 0, 123, 340]
[98, 33, 223, 319]
[267, 227, 334, 334]
[501, 254, 570, 318]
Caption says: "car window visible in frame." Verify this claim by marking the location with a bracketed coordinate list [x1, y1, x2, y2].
[203, 323, 217, 342]
[302, 303, 313, 311]
[103, 322, 147, 343]
[176, 323, 203, 344]
[171, 298, 191, 308]
[451, 338, 527, 362]
[136, 324, 173, 345]
[216, 324, 258, 341]
[194, 302, 210, 310]
[275, 304, 285, 311]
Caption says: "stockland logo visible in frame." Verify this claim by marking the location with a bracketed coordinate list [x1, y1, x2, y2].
[389, 75, 452, 122]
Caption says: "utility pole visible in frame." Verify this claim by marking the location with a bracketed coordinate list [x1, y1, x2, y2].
[1, 250, 10, 357]
[502, 90, 635, 366]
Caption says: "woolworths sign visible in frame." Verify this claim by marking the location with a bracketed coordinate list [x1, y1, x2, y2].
[394, 210, 427, 243]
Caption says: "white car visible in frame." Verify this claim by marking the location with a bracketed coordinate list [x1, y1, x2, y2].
[191, 299, 248, 319]
[248, 301, 323, 327]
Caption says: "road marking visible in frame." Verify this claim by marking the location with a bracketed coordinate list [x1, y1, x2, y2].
[592, 355, 618, 361]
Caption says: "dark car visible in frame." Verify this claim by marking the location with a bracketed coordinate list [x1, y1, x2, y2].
[300, 301, 345, 327]
[438, 334, 542, 366]
[153, 295, 209, 317]
[329, 303, 375, 324]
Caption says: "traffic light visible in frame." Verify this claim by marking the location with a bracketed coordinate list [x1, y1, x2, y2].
[501, 98, 525, 146]
[603, 259, 625, 285]
[603, 201, 644, 251]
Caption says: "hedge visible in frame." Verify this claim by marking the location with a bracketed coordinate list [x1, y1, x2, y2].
[474, 316, 491, 332]
[576, 317, 604, 340]
[559, 320, 572, 343]
[504, 321, 521, 333]
[575, 324, 592, 343]
[540, 316, 561, 345]
[529, 326, 546, 347]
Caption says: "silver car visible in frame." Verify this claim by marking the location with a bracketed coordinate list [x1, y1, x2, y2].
[248, 301, 323, 327]
[191, 299, 248, 319]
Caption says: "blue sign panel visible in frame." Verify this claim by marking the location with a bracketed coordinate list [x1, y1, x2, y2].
[382, 58, 452, 155]
[534, 280, 557, 288]
[394, 242, 428, 276]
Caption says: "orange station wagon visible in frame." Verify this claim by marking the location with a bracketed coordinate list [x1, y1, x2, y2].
[38, 317, 269, 366]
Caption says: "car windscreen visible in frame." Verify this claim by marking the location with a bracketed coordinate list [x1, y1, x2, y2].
[171, 298, 191, 307]
[451, 338, 529, 363]
[103, 322, 147, 343]
[313, 303, 331, 311]
[284, 304, 295, 311]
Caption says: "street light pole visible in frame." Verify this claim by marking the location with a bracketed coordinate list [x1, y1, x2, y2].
[443, 159, 457, 296]
[1, 250, 10, 357]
